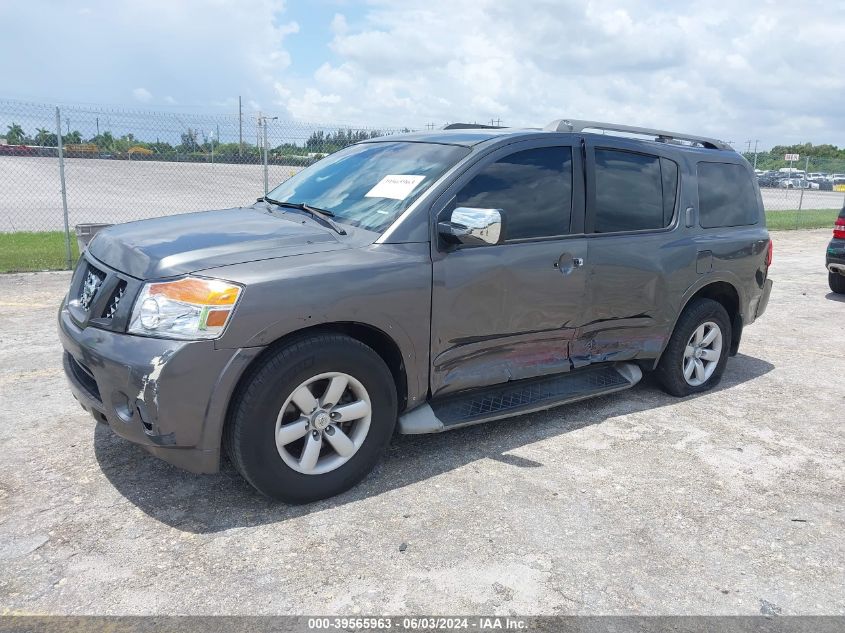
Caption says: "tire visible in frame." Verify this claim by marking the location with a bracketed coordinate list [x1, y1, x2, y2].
[829, 271, 845, 294]
[655, 298, 732, 397]
[225, 333, 397, 503]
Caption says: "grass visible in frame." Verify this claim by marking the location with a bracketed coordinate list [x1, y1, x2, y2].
[0, 211, 838, 273]
[766, 208, 839, 231]
[0, 231, 79, 273]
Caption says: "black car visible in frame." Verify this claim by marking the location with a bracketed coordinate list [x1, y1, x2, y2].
[757, 172, 782, 188]
[828, 206, 845, 294]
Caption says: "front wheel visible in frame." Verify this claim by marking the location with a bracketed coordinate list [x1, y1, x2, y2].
[225, 333, 397, 503]
[655, 298, 731, 397]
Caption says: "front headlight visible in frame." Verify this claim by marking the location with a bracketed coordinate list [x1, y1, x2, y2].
[128, 276, 243, 340]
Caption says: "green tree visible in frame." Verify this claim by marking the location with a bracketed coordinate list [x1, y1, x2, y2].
[64, 130, 82, 144]
[5, 123, 25, 144]
[34, 128, 57, 147]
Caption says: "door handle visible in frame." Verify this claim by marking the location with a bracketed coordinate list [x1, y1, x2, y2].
[555, 254, 585, 275]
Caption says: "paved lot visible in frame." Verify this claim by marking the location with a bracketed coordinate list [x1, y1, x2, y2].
[0, 229, 843, 615]
[2, 156, 843, 231]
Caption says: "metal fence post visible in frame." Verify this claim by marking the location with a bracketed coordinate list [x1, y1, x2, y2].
[55, 106, 72, 269]
[796, 156, 809, 228]
[262, 118, 269, 196]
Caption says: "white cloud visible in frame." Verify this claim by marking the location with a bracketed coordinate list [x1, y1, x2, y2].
[132, 87, 153, 103]
[2, 0, 844, 146]
[0, 0, 298, 116]
[281, 0, 845, 146]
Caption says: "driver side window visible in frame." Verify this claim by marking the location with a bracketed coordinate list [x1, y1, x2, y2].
[455, 146, 573, 240]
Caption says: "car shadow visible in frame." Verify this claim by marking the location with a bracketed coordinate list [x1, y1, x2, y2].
[824, 292, 845, 303]
[94, 353, 774, 533]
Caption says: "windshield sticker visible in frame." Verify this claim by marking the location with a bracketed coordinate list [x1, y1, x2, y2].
[364, 175, 425, 200]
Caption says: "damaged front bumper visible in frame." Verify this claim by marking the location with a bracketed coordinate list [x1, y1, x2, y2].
[58, 305, 261, 473]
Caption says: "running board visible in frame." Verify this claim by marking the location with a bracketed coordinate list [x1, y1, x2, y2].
[398, 363, 642, 434]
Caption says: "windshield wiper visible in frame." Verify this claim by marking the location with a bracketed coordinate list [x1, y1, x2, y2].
[259, 197, 347, 235]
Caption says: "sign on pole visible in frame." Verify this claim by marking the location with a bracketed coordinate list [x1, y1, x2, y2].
[784, 153, 800, 161]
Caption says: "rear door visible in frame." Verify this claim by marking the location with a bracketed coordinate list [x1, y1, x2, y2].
[429, 138, 588, 396]
[575, 138, 689, 366]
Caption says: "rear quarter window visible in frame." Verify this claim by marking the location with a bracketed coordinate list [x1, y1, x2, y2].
[697, 162, 760, 228]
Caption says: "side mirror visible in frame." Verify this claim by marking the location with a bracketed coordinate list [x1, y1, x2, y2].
[438, 207, 506, 247]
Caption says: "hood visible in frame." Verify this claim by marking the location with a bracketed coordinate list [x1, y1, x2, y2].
[88, 206, 351, 279]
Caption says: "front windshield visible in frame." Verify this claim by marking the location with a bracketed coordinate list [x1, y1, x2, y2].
[266, 141, 469, 232]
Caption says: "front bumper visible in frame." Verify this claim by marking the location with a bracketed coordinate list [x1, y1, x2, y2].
[58, 305, 262, 473]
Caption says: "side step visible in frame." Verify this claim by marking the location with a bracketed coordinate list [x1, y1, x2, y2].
[398, 363, 642, 434]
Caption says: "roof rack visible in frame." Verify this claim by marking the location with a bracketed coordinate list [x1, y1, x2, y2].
[544, 118, 731, 150]
[441, 123, 506, 130]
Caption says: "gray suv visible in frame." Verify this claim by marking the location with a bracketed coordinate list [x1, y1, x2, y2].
[59, 119, 773, 502]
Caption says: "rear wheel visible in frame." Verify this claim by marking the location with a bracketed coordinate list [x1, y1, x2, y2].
[656, 299, 731, 397]
[829, 271, 845, 294]
[225, 333, 397, 503]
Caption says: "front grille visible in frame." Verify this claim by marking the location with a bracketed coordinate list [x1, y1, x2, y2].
[66, 353, 101, 402]
[101, 281, 127, 319]
[78, 264, 106, 312]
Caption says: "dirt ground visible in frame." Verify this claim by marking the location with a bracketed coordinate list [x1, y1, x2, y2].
[0, 229, 842, 615]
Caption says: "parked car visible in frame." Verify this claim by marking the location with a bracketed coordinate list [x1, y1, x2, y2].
[828, 206, 845, 294]
[59, 119, 773, 502]
[757, 172, 782, 188]
[778, 177, 818, 189]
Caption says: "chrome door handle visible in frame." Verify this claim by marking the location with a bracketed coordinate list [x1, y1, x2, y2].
[573, 257, 584, 268]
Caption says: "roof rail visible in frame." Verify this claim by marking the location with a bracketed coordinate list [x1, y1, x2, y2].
[544, 118, 731, 150]
[441, 123, 506, 130]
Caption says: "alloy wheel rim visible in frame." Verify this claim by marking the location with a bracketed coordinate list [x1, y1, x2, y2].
[275, 371, 371, 475]
[682, 321, 723, 387]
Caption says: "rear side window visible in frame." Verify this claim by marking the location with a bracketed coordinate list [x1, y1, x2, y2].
[697, 162, 759, 228]
[455, 146, 573, 240]
[593, 149, 678, 233]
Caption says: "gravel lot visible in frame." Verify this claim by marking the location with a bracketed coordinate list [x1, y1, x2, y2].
[0, 229, 843, 615]
[2, 156, 843, 231]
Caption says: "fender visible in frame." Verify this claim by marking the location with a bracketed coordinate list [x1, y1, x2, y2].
[654, 271, 746, 365]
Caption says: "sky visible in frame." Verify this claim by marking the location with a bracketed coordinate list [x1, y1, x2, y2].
[1, 0, 843, 148]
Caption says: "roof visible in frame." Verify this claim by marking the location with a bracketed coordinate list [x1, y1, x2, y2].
[363, 128, 536, 147]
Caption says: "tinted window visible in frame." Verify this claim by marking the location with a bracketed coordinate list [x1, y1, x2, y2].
[455, 146, 572, 240]
[698, 162, 759, 228]
[593, 149, 676, 233]
[267, 141, 469, 232]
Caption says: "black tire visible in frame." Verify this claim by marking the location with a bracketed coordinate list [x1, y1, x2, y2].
[224, 333, 397, 503]
[655, 298, 732, 397]
[829, 271, 845, 294]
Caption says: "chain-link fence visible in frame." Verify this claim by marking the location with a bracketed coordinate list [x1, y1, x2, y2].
[0, 99, 411, 268]
[1, 98, 843, 269]
[742, 150, 845, 229]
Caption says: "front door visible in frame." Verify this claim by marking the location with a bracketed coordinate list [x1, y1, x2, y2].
[430, 139, 588, 397]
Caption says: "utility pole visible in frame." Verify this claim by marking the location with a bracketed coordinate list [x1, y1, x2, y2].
[238, 95, 243, 158]
[752, 140, 759, 170]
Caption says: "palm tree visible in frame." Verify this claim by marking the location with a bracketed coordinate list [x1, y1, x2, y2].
[5, 123, 24, 144]
[34, 128, 50, 146]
